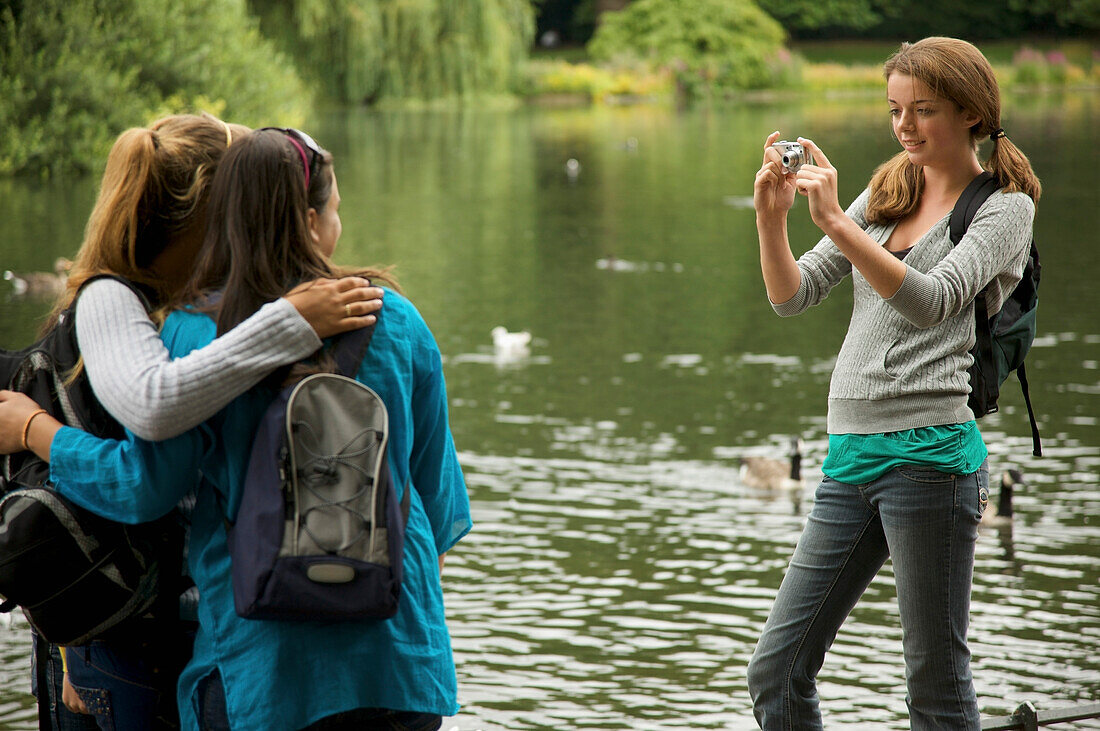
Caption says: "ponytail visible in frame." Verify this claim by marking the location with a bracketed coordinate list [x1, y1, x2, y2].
[47, 128, 162, 327]
[45, 114, 241, 331]
[988, 135, 1042, 202]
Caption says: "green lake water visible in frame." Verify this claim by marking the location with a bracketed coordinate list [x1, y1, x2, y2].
[0, 93, 1097, 729]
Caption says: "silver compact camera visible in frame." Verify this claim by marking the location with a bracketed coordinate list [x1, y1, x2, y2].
[771, 140, 808, 174]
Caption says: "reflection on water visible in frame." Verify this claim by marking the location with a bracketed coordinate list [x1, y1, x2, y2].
[1, 95, 1098, 729]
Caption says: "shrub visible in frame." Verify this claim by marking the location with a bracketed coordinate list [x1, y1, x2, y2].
[587, 0, 787, 95]
[523, 59, 671, 102]
[1011, 46, 1047, 86]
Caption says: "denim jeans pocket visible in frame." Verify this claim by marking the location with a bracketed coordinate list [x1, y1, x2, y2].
[80, 641, 163, 692]
[70, 684, 114, 731]
[895, 465, 955, 483]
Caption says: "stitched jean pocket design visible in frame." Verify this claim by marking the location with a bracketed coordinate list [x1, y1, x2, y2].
[71, 684, 113, 731]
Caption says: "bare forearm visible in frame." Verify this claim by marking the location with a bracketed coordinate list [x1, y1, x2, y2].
[756, 217, 802, 304]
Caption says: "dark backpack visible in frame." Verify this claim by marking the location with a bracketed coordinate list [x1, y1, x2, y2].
[0, 275, 182, 645]
[228, 321, 409, 621]
[950, 171, 1042, 456]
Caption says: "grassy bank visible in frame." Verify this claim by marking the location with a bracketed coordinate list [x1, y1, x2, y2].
[523, 40, 1100, 105]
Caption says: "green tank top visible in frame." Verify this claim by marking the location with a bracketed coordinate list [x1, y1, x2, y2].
[822, 421, 987, 485]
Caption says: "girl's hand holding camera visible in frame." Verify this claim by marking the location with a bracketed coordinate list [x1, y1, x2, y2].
[790, 137, 845, 234]
[754, 132, 845, 237]
[753, 131, 798, 219]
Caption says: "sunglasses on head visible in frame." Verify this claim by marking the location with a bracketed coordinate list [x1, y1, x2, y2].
[257, 127, 323, 188]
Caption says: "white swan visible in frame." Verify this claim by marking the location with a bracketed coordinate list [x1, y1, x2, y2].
[491, 326, 532, 359]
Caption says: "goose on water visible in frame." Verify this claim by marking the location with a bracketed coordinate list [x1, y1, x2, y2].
[740, 437, 803, 492]
[981, 468, 1024, 528]
[3, 257, 71, 299]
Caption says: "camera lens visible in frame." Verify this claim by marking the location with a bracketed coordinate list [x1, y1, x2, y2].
[783, 147, 809, 172]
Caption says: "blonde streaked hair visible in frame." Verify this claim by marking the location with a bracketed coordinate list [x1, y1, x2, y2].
[48, 113, 249, 327]
[865, 37, 1041, 225]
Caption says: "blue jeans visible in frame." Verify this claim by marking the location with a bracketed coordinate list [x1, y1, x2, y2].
[30, 636, 99, 731]
[197, 670, 443, 731]
[64, 623, 193, 730]
[747, 464, 987, 730]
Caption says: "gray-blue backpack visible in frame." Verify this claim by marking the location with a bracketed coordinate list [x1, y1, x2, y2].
[227, 322, 409, 621]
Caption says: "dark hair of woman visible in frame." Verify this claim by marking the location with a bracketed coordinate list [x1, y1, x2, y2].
[181, 129, 395, 336]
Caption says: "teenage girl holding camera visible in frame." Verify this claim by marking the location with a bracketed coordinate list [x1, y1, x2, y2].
[747, 37, 1040, 730]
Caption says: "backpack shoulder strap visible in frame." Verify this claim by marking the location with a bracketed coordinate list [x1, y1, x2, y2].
[331, 320, 379, 379]
[77, 274, 156, 313]
[952, 170, 1001, 388]
[950, 171, 1000, 246]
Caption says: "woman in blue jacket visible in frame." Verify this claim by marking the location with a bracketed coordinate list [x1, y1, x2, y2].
[2, 129, 471, 730]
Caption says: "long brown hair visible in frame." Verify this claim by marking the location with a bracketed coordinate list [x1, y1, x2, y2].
[181, 129, 395, 336]
[865, 37, 1041, 225]
[50, 113, 247, 326]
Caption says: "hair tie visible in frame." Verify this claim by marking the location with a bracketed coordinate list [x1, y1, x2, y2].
[285, 136, 310, 188]
[990, 128, 1006, 140]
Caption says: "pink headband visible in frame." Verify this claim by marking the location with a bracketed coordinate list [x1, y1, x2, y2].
[285, 136, 310, 188]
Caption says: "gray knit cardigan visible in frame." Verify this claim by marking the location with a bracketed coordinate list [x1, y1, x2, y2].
[772, 187, 1035, 434]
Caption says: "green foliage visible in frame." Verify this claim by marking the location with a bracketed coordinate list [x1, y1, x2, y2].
[761, 0, 887, 32]
[586, 0, 787, 93]
[251, 0, 536, 104]
[523, 58, 672, 102]
[0, 0, 307, 177]
[1010, 0, 1100, 29]
[767, 0, 1097, 38]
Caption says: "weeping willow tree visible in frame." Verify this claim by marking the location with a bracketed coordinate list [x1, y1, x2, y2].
[251, 0, 536, 104]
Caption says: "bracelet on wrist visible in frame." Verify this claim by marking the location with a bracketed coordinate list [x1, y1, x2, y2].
[21, 408, 48, 452]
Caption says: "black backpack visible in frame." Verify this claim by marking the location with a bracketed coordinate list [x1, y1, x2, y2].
[950, 172, 1042, 457]
[0, 275, 182, 645]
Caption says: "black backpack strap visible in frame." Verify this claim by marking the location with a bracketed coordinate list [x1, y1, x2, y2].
[1017, 363, 1042, 457]
[970, 289, 998, 408]
[77, 273, 156, 313]
[331, 321, 379, 379]
[950, 171, 999, 246]
[33, 632, 52, 730]
[954, 170, 1002, 413]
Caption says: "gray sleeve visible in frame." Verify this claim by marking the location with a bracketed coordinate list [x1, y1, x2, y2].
[76, 279, 322, 440]
[887, 192, 1035, 328]
[770, 189, 867, 317]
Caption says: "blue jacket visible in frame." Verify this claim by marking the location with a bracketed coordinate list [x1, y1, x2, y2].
[50, 289, 471, 730]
